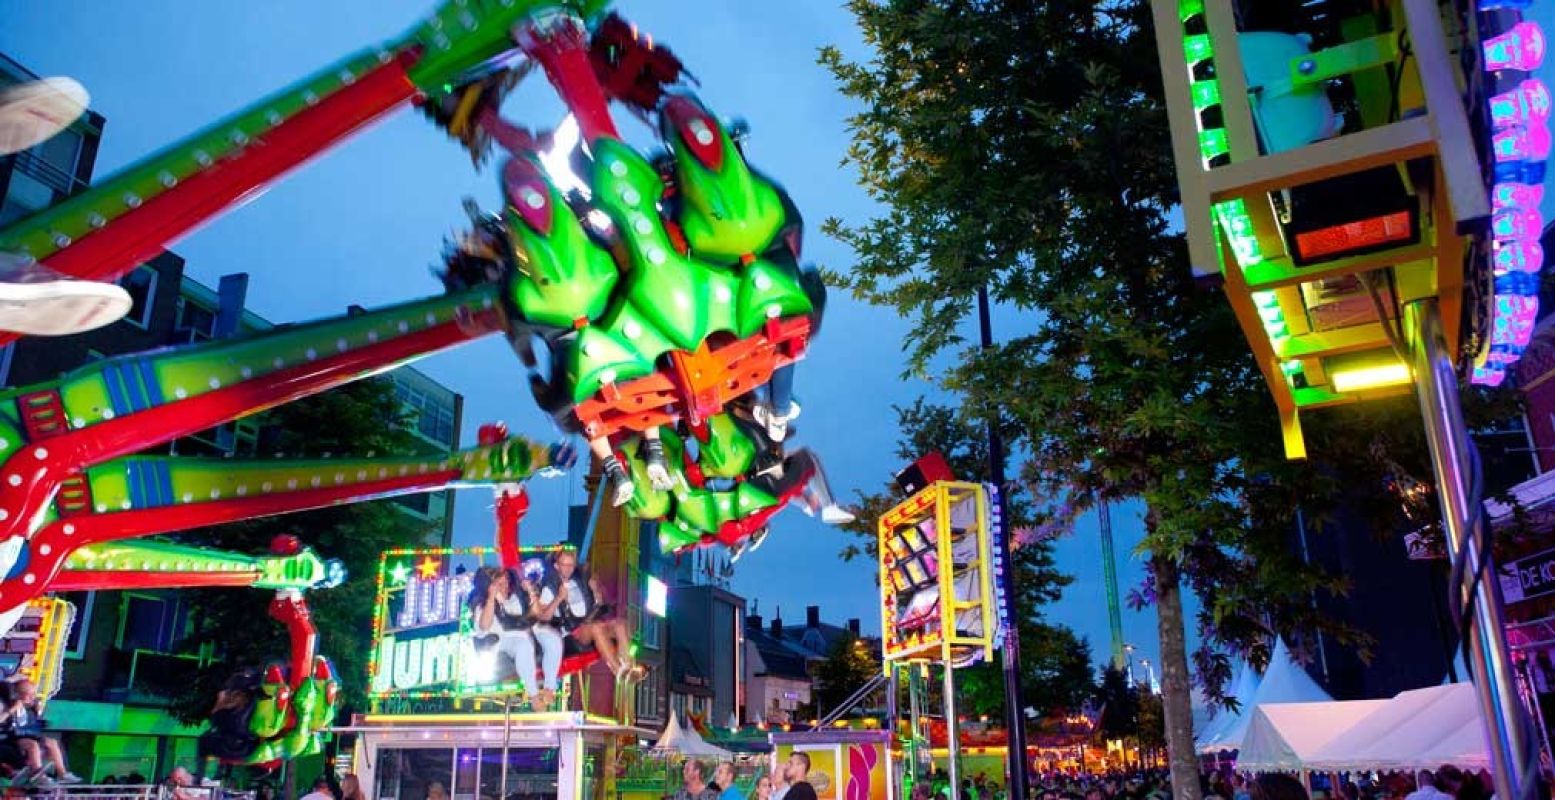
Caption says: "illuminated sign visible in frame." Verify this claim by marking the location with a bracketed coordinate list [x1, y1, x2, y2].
[368, 546, 571, 700]
[645, 576, 667, 617]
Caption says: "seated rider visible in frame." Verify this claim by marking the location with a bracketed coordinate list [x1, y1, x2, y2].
[536, 550, 642, 681]
[2, 679, 80, 787]
[468, 566, 564, 708]
[193, 684, 257, 783]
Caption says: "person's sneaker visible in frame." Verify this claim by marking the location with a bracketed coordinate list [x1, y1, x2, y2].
[0, 253, 132, 336]
[58, 773, 84, 785]
[643, 438, 673, 491]
[752, 402, 800, 443]
[30, 774, 57, 789]
[821, 505, 857, 525]
[0, 77, 89, 156]
[600, 454, 635, 507]
[10, 767, 34, 787]
[197, 778, 220, 788]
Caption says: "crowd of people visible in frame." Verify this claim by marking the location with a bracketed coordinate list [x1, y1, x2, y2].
[669, 751, 821, 800]
[894, 764, 1507, 800]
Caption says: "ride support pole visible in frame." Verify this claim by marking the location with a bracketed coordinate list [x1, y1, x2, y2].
[944, 662, 959, 794]
[1405, 299, 1534, 800]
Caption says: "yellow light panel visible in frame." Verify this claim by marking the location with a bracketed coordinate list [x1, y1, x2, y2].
[1330, 361, 1411, 393]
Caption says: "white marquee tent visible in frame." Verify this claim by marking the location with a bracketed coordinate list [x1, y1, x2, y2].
[1236, 699, 1388, 772]
[1199, 639, 1333, 754]
[652, 710, 732, 758]
[1304, 683, 1489, 773]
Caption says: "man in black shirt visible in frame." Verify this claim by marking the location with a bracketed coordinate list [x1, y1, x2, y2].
[784, 752, 819, 800]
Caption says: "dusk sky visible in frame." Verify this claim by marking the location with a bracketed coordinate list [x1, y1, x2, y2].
[1, 0, 1180, 675]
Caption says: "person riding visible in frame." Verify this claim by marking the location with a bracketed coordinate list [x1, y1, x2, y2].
[536, 550, 641, 681]
[467, 566, 563, 708]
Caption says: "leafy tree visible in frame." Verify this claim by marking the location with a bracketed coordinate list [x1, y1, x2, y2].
[811, 633, 883, 717]
[167, 378, 439, 724]
[1094, 666, 1139, 743]
[819, 2, 1394, 796]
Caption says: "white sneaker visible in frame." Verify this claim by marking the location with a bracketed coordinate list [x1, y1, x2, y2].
[0, 253, 132, 336]
[753, 402, 800, 443]
[0, 78, 89, 156]
[610, 474, 636, 507]
[821, 505, 856, 525]
[58, 772, 83, 785]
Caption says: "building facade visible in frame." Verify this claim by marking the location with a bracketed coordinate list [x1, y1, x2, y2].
[667, 584, 745, 728]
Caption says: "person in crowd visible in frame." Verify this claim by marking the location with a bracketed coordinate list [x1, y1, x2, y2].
[3, 679, 80, 786]
[194, 687, 255, 783]
[299, 777, 335, 800]
[750, 775, 774, 800]
[426, 780, 450, 800]
[782, 753, 818, 800]
[673, 759, 717, 800]
[165, 767, 206, 800]
[340, 773, 366, 800]
[1250, 774, 1310, 800]
[1406, 771, 1450, 800]
[537, 550, 640, 681]
[713, 762, 742, 800]
[468, 565, 563, 708]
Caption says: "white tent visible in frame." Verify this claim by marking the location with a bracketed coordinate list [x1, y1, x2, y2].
[1236, 699, 1388, 772]
[1200, 639, 1332, 753]
[653, 710, 733, 757]
[1305, 683, 1488, 772]
[1197, 659, 1261, 753]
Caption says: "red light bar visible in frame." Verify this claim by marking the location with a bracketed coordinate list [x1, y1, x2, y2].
[1293, 210, 1414, 261]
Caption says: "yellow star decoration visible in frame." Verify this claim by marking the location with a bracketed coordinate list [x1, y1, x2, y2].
[416, 556, 442, 581]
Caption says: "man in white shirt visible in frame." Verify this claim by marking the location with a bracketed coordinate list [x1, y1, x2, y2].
[298, 777, 335, 800]
[1405, 771, 1450, 800]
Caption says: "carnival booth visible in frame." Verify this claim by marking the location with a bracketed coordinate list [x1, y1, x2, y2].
[770, 729, 891, 800]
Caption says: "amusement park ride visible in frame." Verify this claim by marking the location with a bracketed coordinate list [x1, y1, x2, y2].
[0, 0, 855, 789]
[1152, 0, 1548, 798]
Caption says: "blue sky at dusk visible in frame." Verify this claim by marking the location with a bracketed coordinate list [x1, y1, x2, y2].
[0, 0, 1171, 672]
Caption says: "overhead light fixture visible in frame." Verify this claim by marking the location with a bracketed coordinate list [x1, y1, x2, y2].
[1330, 361, 1411, 393]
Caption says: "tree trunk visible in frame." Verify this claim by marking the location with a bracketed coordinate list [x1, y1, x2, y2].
[1153, 554, 1202, 800]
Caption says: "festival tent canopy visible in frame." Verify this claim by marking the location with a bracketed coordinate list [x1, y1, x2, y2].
[653, 710, 732, 757]
[1196, 659, 1261, 753]
[1304, 683, 1488, 772]
[1235, 699, 1388, 772]
[1199, 639, 1332, 753]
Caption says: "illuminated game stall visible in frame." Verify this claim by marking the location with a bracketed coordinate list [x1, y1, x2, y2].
[348, 545, 655, 798]
[875, 480, 1010, 794]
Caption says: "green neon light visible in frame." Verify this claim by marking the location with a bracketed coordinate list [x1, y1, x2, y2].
[1190, 80, 1222, 110]
[388, 562, 411, 586]
[1184, 34, 1214, 64]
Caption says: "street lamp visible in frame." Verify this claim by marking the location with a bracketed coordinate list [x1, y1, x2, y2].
[1124, 643, 1136, 686]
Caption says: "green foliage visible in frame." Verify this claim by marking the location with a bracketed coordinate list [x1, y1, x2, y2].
[1094, 666, 1139, 742]
[811, 633, 883, 716]
[166, 378, 439, 725]
[820, 0, 1396, 708]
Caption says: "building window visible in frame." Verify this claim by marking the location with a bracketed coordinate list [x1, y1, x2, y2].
[636, 668, 660, 720]
[117, 593, 188, 652]
[638, 608, 662, 650]
[119, 266, 158, 329]
[393, 492, 433, 517]
[62, 591, 95, 659]
[0, 169, 56, 226]
[176, 301, 216, 341]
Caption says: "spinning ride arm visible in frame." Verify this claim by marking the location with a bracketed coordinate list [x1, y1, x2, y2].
[0, 0, 610, 346]
[0, 428, 560, 613]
